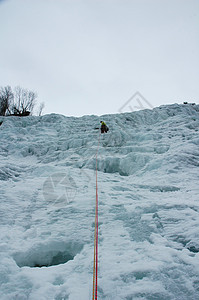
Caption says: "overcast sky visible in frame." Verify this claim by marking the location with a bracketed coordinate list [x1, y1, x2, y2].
[0, 0, 198, 116]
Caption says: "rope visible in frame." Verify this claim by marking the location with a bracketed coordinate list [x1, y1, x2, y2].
[92, 132, 101, 300]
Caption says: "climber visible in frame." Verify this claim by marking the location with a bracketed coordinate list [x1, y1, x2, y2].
[100, 121, 109, 133]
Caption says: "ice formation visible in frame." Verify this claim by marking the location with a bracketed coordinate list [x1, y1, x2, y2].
[0, 104, 199, 299]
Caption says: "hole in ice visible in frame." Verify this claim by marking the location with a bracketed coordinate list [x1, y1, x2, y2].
[13, 241, 83, 268]
[171, 236, 199, 253]
[186, 241, 199, 253]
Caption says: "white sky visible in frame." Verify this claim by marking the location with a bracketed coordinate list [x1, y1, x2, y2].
[0, 0, 198, 116]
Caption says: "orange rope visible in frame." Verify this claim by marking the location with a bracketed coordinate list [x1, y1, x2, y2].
[92, 132, 101, 300]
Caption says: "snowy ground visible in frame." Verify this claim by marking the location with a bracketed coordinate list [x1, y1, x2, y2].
[0, 104, 199, 300]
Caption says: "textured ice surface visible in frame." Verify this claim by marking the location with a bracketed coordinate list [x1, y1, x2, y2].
[0, 104, 199, 299]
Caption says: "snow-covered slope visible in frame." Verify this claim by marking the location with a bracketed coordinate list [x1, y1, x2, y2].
[0, 104, 199, 299]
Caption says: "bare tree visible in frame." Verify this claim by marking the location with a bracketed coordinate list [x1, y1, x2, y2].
[38, 102, 45, 116]
[0, 85, 43, 117]
[12, 86, 37, 116]
[0, 86, 13, 116]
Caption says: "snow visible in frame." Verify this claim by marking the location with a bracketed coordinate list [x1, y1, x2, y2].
[0, 103, 199, 299]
